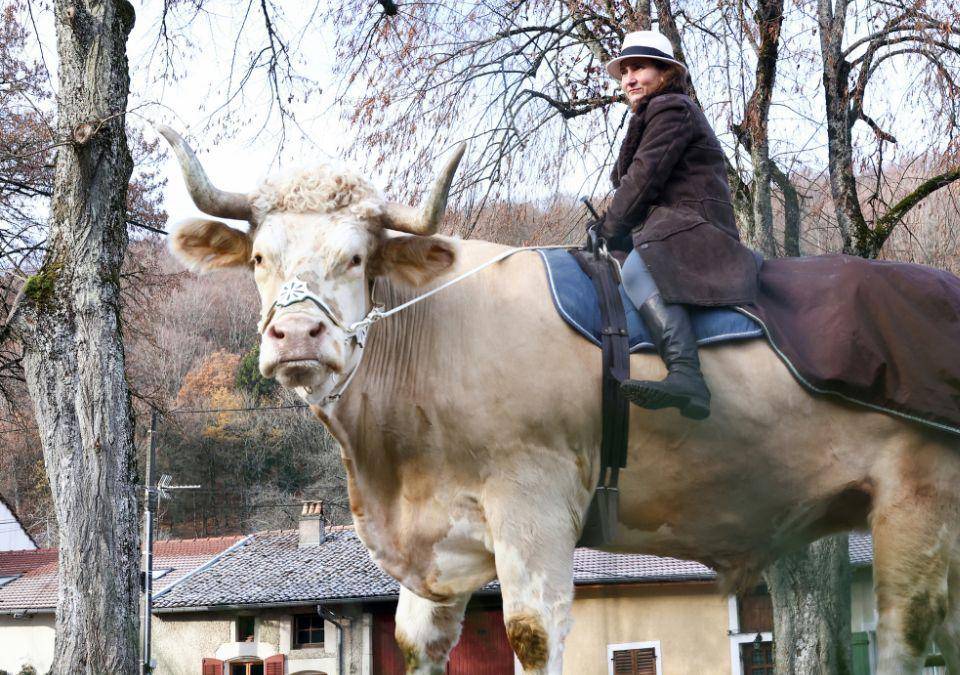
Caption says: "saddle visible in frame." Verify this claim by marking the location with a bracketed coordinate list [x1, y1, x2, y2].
[543, 248, 762, 548]
[537, 248, 763, 351]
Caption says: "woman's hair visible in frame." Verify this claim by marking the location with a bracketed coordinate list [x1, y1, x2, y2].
[629, 60, 689, 112]
[655, 62, 688, 95]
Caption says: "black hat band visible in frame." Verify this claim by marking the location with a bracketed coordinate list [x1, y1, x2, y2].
[618, 46, 675, 62]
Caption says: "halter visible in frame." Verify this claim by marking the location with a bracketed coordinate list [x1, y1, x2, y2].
[258, 277, 384, 348]
[260, 244, 577, 407]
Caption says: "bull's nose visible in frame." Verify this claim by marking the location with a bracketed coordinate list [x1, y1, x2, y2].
[264, 314, 326, 356]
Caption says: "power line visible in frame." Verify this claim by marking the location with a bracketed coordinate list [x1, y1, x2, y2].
[166, 403, 309, 414]
[0, 403, 311, 435]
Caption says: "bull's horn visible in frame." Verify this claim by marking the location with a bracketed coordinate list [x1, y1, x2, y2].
[384, 143, 466, 235]
[156, 124, 253, 222]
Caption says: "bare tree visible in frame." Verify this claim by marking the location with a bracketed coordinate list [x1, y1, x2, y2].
[817, 0, 960, 258]
[4, 0, 140, 671]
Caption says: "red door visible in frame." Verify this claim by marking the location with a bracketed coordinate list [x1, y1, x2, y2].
[373, 607, 514, 674]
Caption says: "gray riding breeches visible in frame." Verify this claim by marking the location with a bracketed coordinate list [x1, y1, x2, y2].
[621, 249, 659, 309]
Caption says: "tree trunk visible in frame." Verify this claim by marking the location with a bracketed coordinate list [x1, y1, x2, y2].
[16, 1, 139, 673]
[764, 535, 853, 675]
[747, 137, 778, 257]
[770, 162, 802, 257]
[817, 0, 866, 254]
[726, 0, 783, 258]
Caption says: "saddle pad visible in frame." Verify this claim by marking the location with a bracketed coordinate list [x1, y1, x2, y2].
[537, 248, 763, 352]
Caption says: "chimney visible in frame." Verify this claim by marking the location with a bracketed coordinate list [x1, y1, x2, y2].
[299, 501, 325, 548]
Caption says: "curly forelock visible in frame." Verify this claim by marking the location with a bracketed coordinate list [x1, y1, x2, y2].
[250, 165, 385, 224]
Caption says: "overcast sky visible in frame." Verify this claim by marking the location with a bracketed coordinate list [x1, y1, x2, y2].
[21, 1, 953, 233]
[123, 1, 348, 227]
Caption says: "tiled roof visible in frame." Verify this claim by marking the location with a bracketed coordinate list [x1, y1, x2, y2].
[0, 535, 245, 612]
[0, 561, 58, 611]
[573, 548, 715, 583]
[0, 548, 57, 577]
[154, 536, 245, 557]
[153, 529, 399, 609]
[0, 529, 875, 613]
[153, 529, 876, 611]
[849, 531, 872, 566]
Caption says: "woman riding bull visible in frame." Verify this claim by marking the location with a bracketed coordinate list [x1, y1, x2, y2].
[588, 30, 760, 420]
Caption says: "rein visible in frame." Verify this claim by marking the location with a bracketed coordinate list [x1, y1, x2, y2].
[265, 244, 577, 407]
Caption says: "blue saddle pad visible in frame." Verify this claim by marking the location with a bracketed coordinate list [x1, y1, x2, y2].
[537, 248, 763, 351]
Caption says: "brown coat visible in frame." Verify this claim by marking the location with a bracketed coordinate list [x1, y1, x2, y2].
[603, 92, 759, 306]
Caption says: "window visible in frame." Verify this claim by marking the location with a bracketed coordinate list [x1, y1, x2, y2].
[0, 575, 17, 589]
[150, 568, 171, 581]
[293, 614, 325, 648]
[612, 648, 657, 674]
[229, 662, 263, 675]
[236, 615, 255, 642]
[740, 641, 774, 675]
[608, 641, 661, 675]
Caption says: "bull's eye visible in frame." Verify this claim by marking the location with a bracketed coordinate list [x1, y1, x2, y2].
[350, 255, 363, 267]
[252, 254, 263, 265]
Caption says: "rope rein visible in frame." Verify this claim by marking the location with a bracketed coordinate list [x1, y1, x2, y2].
[318, 244, 579, 406]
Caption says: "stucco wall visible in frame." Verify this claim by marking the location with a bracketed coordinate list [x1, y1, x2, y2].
[152, 606, 368, 675]
[153, 612, 233, 675]
[564, 582, 730, 675]
[0, 502, 36, 552]
[0, 613, 55, 674]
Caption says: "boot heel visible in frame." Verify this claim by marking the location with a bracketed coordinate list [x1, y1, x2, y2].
[680, 399, 710, 420]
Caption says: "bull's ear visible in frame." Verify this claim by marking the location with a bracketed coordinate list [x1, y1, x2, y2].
[373, 235, 456, 287]
[169, 218, 253, 272]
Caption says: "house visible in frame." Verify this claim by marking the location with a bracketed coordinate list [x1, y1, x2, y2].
[0, 492, 37, 552]
[0, 498, 941, 675]
[149, 514, 728, 675]
[144, 504, 903, 675]
[0, 535, 245, 674]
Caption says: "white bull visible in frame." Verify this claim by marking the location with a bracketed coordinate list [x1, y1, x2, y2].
[159, 126, 960, 674]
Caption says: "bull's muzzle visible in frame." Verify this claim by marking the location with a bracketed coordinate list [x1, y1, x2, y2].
[261, 312, 337, 386]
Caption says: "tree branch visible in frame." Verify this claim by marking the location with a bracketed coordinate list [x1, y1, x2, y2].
[868, 166, 960, 255]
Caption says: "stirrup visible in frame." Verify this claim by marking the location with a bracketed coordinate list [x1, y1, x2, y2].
[577, 486, 619, 547]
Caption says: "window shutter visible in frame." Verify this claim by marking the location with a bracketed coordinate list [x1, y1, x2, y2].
[201, 658, 223, 675]
[612, 647, 657, 675]
[265, 653, 286, 675]
[635, 648, 657, 675]
[612, 649, 635, 673]
[851, 631, 871, 675]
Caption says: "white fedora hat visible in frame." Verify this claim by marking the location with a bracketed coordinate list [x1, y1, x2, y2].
[605, 30, 686, 79]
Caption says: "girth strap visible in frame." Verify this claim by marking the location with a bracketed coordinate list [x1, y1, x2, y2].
[571, 249, 630, 547]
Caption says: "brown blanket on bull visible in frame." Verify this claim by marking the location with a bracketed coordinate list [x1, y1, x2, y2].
[741, 254, 960, 437]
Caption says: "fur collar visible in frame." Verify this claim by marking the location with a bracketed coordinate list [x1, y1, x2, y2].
[610, 88, 687, 188]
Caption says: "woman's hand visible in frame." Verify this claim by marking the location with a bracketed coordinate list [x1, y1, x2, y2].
[584, 216, 604, 251]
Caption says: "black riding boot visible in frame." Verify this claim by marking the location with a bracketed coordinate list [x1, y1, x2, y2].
[620, 293, 711, 420]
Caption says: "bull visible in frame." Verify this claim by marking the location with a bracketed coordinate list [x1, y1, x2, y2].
[159, 126, 960, 675]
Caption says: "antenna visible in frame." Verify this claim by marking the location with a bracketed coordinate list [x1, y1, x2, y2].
[141, 411, 201, 675]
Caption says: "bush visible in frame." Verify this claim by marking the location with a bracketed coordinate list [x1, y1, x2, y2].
[235, 344, 277, 402]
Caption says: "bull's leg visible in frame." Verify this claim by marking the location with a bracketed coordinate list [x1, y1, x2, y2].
[395, 586, 470, 675]
[934, 563, 960, 673]
[871, 483, 956, 674]
[490, 510, 578, 674]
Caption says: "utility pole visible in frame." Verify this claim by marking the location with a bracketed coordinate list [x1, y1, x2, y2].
[140, 410, 200, 674]
[141, 409, 158, 675]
